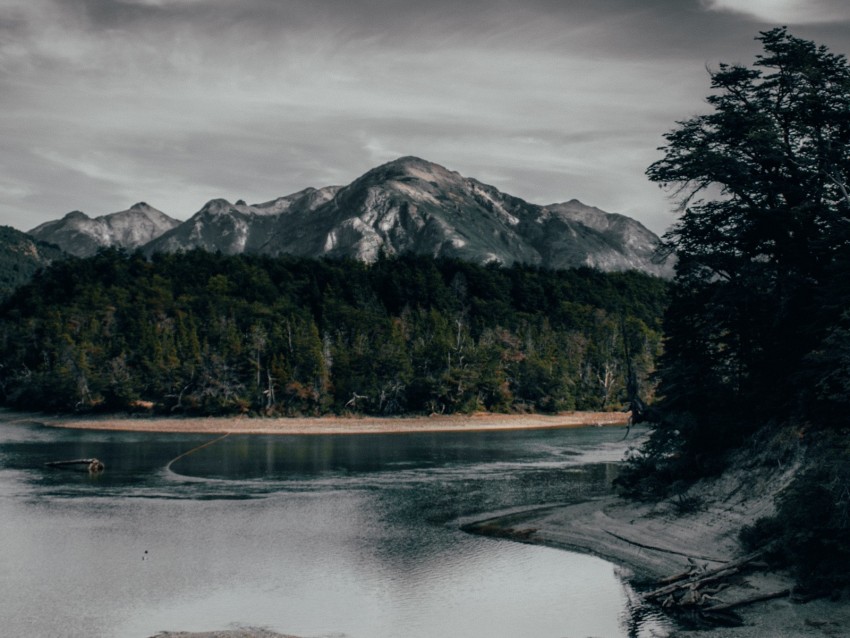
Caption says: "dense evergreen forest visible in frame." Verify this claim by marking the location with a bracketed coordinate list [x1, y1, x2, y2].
[621, 28, 850, 590]
[0, 249, 667, 416]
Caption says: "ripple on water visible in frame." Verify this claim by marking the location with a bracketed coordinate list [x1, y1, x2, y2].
[0, 421, 669, 638]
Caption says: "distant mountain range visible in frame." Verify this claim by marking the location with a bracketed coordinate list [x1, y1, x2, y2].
[26, 157, 671, 276]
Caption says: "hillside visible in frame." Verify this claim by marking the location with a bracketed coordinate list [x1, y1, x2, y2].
[0, 226, 65, 299]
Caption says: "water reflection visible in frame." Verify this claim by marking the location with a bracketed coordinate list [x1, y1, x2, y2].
[0, 421, 668, 638]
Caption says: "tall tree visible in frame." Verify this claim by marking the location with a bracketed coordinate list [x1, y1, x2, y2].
[645, 28, 850, 465]
[0, 251, 666, 416]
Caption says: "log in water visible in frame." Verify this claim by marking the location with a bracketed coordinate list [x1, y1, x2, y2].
[45, 458, 104, 473]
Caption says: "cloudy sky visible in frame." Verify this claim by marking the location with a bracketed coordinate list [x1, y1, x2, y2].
[2, 0, 850, 235]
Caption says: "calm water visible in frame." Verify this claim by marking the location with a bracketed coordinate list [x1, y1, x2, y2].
[0, 419, 669, 638]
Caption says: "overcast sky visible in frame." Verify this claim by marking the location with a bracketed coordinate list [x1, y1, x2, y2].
[2, 0, 850, 235]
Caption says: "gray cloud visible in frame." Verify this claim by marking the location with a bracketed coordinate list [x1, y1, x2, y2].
[702, 0, 850, 24]
[2, 0, 850, 234]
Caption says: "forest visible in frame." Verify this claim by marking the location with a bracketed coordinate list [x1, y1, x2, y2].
[0, 249, 667, 416]
[619, 28, 850, 591]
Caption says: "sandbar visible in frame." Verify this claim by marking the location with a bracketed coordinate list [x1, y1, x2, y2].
[463, 442, 850, 637]
[150, 631, 298, 638]
[17, 410, 630, 435]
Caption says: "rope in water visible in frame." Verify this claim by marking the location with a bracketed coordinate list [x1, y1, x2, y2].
[165, 432, 231, 473]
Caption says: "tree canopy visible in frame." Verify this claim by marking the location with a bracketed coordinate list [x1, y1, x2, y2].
[642, 27, 850, 467]
[0, 250, 667, 416]
[619, 27, 850, 591]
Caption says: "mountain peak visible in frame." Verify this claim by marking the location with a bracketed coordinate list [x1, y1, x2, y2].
[384, 155, 435, 169]
[30, 204, 180, 257]
[366, 156, 457, 181]
[32, 158, 672, 276]
[200, 199, 235, 214]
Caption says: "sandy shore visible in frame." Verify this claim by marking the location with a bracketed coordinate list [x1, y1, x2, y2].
[150, 631, 299, 638]
[464, 444, 850, 637]
[17, 409, 630, 435]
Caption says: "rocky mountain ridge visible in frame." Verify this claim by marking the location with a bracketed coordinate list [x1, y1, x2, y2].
[29, 157, 671, 276]
[29, 202, 180, 257]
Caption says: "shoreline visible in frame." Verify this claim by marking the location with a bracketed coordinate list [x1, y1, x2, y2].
[150, 632, 299, 638]
[3, 409, 630, 435]
[462, 496, 716, 584]
[12, 407, 847, 636]
[463, 454, 850, 637]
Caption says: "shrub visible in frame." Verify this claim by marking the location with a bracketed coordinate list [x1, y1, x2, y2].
[740, 430, 850, 593]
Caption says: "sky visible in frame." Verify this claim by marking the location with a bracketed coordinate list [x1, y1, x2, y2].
[2, 0, 850, 236]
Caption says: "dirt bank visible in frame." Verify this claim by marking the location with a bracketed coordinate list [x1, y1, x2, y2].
[19, 410, 630, 435]
[149, 631, 299, 638]
[464, 438, 850, 637]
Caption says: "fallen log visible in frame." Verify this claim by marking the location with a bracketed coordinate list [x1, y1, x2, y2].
[45, 458, 105, 473]
[646, 566, 739, 601]
[702, 588, 791, 613]
[645, 550, 765, 601]
[655, 557, 710, 586]
[604, 529, 726, 562]
[657, 569, 695, 586]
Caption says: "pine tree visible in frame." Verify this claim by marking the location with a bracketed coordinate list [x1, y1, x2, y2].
[646, 28, 850, 456]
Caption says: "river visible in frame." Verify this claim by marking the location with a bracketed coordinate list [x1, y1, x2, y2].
[0, 418, 669, 637]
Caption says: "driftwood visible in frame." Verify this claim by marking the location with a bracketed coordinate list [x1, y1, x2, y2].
[45, 458, 105, 473]
[657, 568, 699, 586]
[655, 557, 711, 585]
[702, 589, 791, 613]
[645, 549, 790, 628]
[645, 550, 765, 601]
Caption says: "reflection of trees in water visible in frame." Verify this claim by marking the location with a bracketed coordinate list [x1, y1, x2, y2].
[377, 461, 622, 532]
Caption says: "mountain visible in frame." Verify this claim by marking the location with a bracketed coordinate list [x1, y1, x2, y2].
[146, 187, 339, 255]
[317, 157, 671, 275]
[28, 202, 180, 257]
[31, 158, 671, 275]
[0, 226, 66, 299]
[147, 158, 671, 276]
[535, 199, 669, 273]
